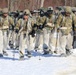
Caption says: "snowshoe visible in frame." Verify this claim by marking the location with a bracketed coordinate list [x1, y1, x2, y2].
[27, 54, 32, 58]
[0, 54, 3, 57]
[16, 46, 19, 50]
[19, 56, 25, 60]
[49, 49, 53, 54]
[43, 51, 49, 55]
[3, 51, 8, 56]
[9, 41, 11, 46]
[54, 50, 57, 54]
[26, 51, 32, 58]
[60, 53, 66, 57]
[34, 47, 39, 52]
[10, 44, 13, 49]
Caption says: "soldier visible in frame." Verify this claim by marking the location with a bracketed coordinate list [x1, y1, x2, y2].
[8, 12, 16, 49]
[0, 8, 14, 56]
[33, 10, 39, 51]
[34, 9, 46, 52]
[15, 9, 35, 59]
[55, 6, 76, 56]
[72, 7, 76, 48]
[43, 7, 55, 54]
[30, 10, 37, 49]
[12, 11, 20, 50]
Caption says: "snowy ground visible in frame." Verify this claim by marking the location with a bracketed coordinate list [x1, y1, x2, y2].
[0, 48, 76, 75]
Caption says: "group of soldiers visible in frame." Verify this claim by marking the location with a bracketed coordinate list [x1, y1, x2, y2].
[0, 6, 76, 60]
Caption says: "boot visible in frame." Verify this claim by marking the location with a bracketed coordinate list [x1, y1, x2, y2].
[43, 50, 49, 55]
[54, 50, 57, 54]
[66, 49, 72, 56]
[34, 47, 39, 52]
[19, 55, 24, 60]
[26, 51, 32, 58]
[10, 44, 13, 49]
[49, 49, 53, 54]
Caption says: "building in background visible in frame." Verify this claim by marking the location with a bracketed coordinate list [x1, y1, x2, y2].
[0, 0, 76, 11]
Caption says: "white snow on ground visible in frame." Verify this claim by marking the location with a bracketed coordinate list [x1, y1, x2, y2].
[0, 49, 76, 75]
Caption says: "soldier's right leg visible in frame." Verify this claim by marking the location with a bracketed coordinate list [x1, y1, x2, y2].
[19, 32, 25, 59]
[3, 30, 8, 56]
[13, 31, 20, 50]
[13, 32, 19, 49]
[66, 33, 73, 55]
[49, 30, 57, 54]
[12, 32, 16, 49]
[50, 31, 61, 54]
[0, 30, 3, 57]
[43, 28, 50, 54]
[34, 32, 43, 54]
[9, 31, 14, 49]
[7, 30, 12, 48]
[38, 32, 43, 51]
[34, 33, 40, 51]
[26, 35, 31, 57]
[59, 35, 67, 56]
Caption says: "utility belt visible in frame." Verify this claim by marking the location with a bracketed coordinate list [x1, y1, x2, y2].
[44, 26, 53, 30]
[60, 27, 72, 35]
[20, 29, 35, 37]
[36, 29, 43, 34]
[2, 25, 9, 30]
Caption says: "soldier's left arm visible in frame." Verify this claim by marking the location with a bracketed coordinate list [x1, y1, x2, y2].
[73, 15, 76, 31]
[9, 17, 14, 26]
[31, 18, 36, 27]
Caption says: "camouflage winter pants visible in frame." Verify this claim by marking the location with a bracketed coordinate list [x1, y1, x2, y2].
[43, 28, 57, 52]
[34, 31, 43, 50]
[19, 32, 35, 57]
[59, 32, 73, 54]
[2, 30, 8, 52]
[0, 30, 3, 54]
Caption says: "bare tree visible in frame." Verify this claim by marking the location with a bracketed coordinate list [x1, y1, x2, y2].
[65, 0, 67, 6]
[8, 0, 16, 11]
[11, 0, 15, 11]
[40, 0, 45, 7]
[7, 0, 10, 10]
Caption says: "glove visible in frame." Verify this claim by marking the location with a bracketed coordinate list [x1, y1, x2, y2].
[74, 31, 76, 35]
[33, 24, 38, 28]
[15, 29, 19, 33]
[9, 25, 14, 30]
[57, 28, 60, 32]
[39, 25, 43, 29]
[32, 34, 35, 37]
[33, 24, 38, 30]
